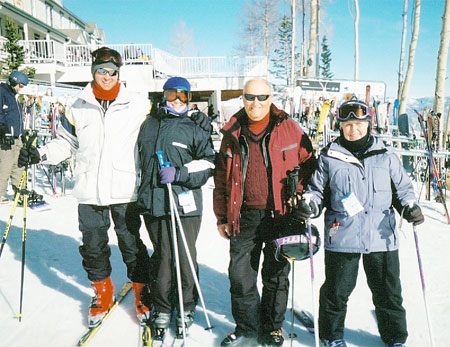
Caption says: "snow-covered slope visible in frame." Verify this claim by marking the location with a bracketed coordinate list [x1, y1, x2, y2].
[0, 173, 449, 346]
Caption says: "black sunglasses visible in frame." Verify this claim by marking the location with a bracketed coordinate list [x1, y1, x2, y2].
[244, 94, 270, 102]
[96, 68, 118, 76]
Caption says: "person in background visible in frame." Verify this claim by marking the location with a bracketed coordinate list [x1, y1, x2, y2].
[17, 47, 153, 328]
[213, 78, 317, 346]
[295, 100, 424, 347]
[136, 76, 215, 340]
[0, 71, 28, 204]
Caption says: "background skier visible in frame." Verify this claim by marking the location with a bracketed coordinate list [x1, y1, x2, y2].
[0, 71, 28, 204]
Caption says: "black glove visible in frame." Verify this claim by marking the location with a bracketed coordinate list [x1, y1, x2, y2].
[190, 111, 212, 133]
[18, 146, 41, 167]
[403, 203, 424, 226]
[292, 199, 319, 220]
[0, 122, 8, 139]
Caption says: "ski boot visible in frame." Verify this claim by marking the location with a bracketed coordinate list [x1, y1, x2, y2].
[151, 311, 171, 341]
[88, 277, 114, 328]
[175, 310, 195, 338]
[132, 282, 152, 324]
[261, 329, 284, 346]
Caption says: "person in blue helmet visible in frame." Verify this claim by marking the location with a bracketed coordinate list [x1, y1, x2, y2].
[295, 100, 424, 347]
[0, 71, 29, 203]
[136, 76, 215, 341]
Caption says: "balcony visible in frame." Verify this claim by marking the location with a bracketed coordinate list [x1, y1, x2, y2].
[0, 38, 268, 81]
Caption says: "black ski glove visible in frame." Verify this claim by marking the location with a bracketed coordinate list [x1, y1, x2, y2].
[403, 203, 424, 226]
[190, 111, 212, 133]
[292, 198, 320, 220]
[0, 122, 8, 140]
[18, 146, 41, 167]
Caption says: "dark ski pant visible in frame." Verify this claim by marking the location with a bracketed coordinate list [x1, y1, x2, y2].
[319, 250, 407, 345]
[78, 203, 150, 283]
[143, 215, 201, 314]
[229, 209, 290, 338]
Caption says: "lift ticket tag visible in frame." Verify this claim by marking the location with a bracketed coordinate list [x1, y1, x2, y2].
[341, 192, 364, 217]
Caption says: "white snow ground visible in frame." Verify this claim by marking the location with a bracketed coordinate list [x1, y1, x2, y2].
[0, 169, 449, 347]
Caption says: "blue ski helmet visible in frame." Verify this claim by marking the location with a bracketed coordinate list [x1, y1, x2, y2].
[9, 71, 29, 86]
[163, 77, 191, 92]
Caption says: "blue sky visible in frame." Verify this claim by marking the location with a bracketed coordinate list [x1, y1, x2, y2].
[64, 0, 448, 99]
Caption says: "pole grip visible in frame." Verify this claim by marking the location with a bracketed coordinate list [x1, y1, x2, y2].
[156, 150, 170, 168]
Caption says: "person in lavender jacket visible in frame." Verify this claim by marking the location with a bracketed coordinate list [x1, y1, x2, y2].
[295, 100, 424, 347]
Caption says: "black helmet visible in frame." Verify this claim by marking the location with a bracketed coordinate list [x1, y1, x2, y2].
[9, 71, 29, 86]
[271, 217, 321, 261]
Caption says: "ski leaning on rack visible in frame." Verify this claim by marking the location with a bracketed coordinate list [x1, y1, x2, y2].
[414, 109, 450, 224]
[76, 282, 133, 347]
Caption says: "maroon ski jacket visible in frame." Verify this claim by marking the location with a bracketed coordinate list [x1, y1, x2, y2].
[213, 104, 317, 234]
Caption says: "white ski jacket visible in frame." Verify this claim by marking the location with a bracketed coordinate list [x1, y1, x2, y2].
[38, 83, 149, 205]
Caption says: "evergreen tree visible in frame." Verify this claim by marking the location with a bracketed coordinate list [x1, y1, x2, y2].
[3, 16, 25, 73]
[271, 15, 299, 86]
[320, 36, 333, 79]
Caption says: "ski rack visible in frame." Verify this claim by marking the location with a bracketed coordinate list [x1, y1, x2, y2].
[317, 129, 450, 161]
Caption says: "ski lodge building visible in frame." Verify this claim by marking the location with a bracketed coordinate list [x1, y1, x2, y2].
[0, 0, 268, 120]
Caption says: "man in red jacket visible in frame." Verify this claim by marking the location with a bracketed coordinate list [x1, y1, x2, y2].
[214, 79, 317, 346]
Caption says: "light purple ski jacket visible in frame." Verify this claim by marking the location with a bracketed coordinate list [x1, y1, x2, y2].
[305, 136, 416, 253]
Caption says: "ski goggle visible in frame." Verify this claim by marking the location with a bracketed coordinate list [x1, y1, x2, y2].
[244, 94, 270, 102]
[337, 101, 370, 121]
[96, 68, 118, 76]
[164, 89, 191, 103]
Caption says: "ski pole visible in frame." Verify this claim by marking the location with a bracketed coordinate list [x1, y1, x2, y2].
[0, 131, 38, 259]
[167, 191, 215, 333]
[156, 151, 187, 344]
[16, 132, 38, 322]
[17, 169, 30, 322]
[0, 170, 27, 259]
[288, 260, 297, 347]
[156, 151, 214, 334]
[412, 224, 434, 347]
[306, 216, 320, 347]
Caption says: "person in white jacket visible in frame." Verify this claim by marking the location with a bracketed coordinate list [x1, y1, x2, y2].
[18, 47, 152, 328]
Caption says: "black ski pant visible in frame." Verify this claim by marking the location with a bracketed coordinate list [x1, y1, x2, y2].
[229, 209, 291, 338]
[319, 250, 407, 345]
[78, 203, 150, 283]
[143, 215, 201, 314]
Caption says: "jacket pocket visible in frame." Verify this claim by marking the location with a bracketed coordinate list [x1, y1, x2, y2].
[72, 154, 96, 200]
[329, 168, 351, 212]
[280, 143, 298, 162]
[372, 167, 391, 209]
[111, 169, 138, 199]
[111, 155, 138, 199]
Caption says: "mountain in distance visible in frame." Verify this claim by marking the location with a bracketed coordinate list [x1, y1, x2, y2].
[405, 96, 448, 134]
